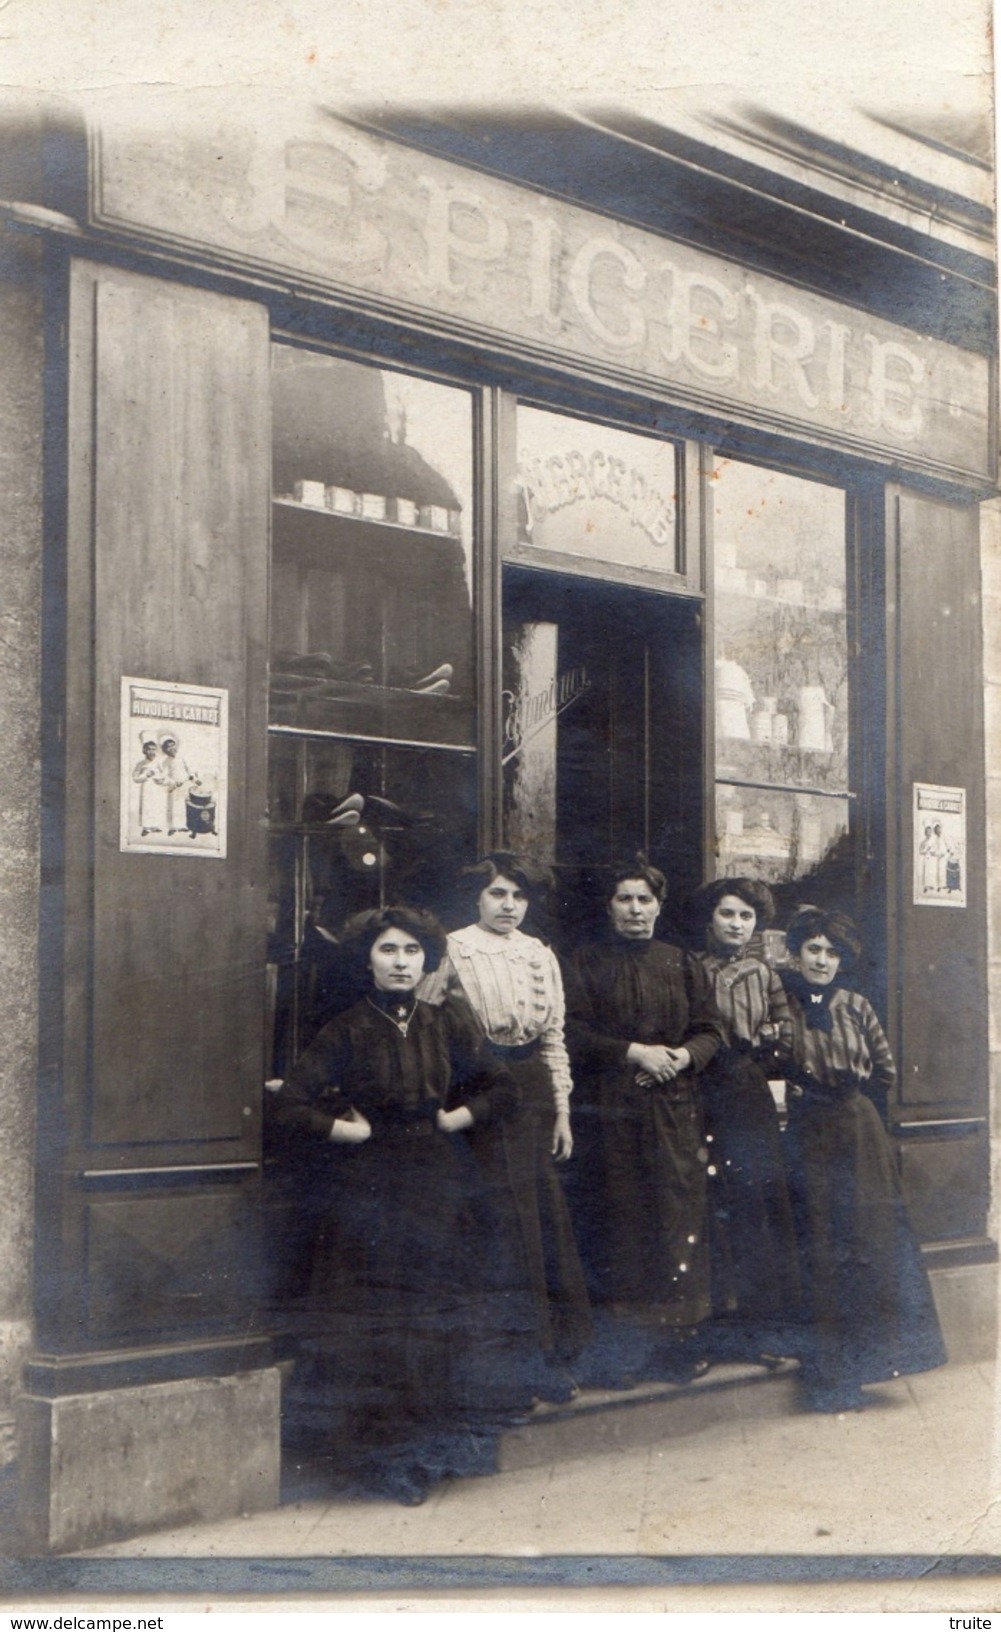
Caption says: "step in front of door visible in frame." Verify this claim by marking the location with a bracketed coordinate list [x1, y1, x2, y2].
[499, 1361, 800, 1472]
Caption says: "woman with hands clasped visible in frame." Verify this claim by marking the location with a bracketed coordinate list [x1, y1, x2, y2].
[272, 904, 524, 1506]
[564, 857, 724, 1387]
[420, 854, 591, 1401]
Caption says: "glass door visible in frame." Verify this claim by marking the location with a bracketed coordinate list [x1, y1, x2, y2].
[502, 403, 701, 938]
[502, 569, 703, 937]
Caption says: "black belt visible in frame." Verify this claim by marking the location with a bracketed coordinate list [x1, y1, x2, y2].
[486, 1039, 541, 1062]
[788, 1077, 861, 1105]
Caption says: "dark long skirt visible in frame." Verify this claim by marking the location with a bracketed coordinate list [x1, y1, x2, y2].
[469, 1047, 592, 1367]
[285, 1124, 518, 1484]
[568, 1070, 710, 1325]
[784, 1084, 947, 1408]
[700, 1050, 800, 1342]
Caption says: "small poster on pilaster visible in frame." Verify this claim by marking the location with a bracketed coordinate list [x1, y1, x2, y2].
[120, 677, 228, 858]
[913, 782, 965, 908]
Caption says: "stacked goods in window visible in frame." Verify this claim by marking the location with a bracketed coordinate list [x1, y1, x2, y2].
[270, 353, 473, 738]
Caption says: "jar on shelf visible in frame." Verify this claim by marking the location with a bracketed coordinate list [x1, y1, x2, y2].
[715, 659, 754, 740]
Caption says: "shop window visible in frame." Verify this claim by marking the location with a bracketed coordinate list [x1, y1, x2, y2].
[712, 458, 850, 890]
[267, 348, 477, 1071]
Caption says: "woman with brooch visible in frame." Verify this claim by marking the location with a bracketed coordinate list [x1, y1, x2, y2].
[420, 853, 591, 1403]
[564, 855, 724, 1388]
[688, 877, 800, 1363]
[779, 905, 947, 1412]
[271, 903, 524, 1506]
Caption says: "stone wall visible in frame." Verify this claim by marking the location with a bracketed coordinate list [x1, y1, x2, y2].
[0, 219, 43, 1461]
[983, 497, 1001, 1254]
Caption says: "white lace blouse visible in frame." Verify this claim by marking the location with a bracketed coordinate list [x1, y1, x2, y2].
[419, 923, 574, 1115]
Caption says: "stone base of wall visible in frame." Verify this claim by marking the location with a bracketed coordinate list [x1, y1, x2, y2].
[929, 1261, 997, 1364]
[17, 1367, 281, 1555]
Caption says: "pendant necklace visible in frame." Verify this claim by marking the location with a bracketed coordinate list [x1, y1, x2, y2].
[368, 995, 416, 1037]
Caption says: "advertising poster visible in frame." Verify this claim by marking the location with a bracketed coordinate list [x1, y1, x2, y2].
[120, 677, 228, 858]
[913, 781, 966, 907]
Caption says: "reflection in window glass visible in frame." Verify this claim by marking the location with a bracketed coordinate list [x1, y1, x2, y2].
[266, 734, 477, 1074]
[715, 785, 851, 888]
[713, 459, 850, 889]
[514, 405, 679, 578]
[266, 348, 479, 1072]
[713, 459, 847, 793]
[270, 349, 475, 747]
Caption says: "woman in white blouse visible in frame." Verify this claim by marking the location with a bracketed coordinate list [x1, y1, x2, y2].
[421, 853, 591, 1398]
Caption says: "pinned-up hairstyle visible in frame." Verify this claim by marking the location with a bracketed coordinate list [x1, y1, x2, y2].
[462, 851, 555, 906]
[690, 875, 776, 934]
[605, 853, 667, 903]
[784, 905, 862, 971]
[339, 903, 447, 987]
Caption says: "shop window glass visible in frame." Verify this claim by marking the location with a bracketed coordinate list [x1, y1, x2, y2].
[713, 458, 850, 886]
[512, 405, 680, 580]
[271, 349, 475, 748]
[268, 349, 477, 1071]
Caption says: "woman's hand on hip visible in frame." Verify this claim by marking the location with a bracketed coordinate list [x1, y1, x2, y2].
[436, 1105, 474, 1134]
[329, 1107, 372, 1144]
[551, 1110, 573, 1161]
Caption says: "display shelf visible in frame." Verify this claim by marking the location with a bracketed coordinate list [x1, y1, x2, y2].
[270, 495, 476, 749]
[273, 495, 462, 544]
[716, 734, 848, 796]
[268, 682, 475, 749]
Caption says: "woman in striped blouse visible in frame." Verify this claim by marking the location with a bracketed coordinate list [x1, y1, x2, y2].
[420, 854, 591, 1399]
[780, 906, 946, 1412]
[689, 878, 800, 1361]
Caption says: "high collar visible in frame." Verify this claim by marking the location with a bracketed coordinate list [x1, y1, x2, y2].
[783, 969, 843, 1030]
[705, 939, 751, 965]
[452, 922, 533, 956]
[368, 988, 418, 1019]
[611, 931, 657, 953]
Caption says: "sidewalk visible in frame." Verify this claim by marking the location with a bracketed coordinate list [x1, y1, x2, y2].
[47, 1358, 1001, 1609]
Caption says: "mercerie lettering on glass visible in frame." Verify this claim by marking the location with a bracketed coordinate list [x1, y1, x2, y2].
[518, 450, 675, 547]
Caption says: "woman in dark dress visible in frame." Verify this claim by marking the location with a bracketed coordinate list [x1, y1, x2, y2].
[689, 877, 800, 1360]
[564, 857, 725, 1386]
[272, 905, 522, 1505]
[780, 906, 947, 1412]
[421, 854, 591, 1400]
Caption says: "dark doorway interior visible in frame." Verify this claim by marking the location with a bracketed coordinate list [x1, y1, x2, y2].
[502, 565, 703, 944]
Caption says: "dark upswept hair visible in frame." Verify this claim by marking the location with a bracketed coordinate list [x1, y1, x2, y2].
[461, 851, 554, 908]
[605, 852, 667, 903]
[690, 876, 776, 936]
[784, 905, 862, 971]
[339, 904, 447, 988]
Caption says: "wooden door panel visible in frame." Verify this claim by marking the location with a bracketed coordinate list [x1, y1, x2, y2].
[892, 489, 988, 1116]
[83, 263, 271, 1149]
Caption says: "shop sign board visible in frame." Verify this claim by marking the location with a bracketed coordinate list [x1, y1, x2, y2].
[120, 677, 229, 857]
[92, 110, 992, 482]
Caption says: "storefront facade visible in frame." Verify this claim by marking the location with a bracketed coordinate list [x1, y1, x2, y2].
[0, 96, 995, 1550]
